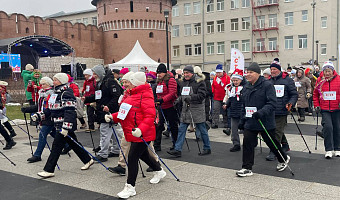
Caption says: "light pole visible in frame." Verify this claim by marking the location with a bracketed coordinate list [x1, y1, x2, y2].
[316, 40, 319, 66]
[164, 9, 170, 71]
[311, 0, 316, 68]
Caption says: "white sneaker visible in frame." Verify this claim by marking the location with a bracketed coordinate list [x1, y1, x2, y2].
[150, 168, 166, 184]
[37, 171, 54, 178]
[325, 151, 333, 159]
[117, 183, 136, 199]
[236, 168, 253, 177]
[335, 151, 340, 157]
[81, 159, 94, 170]
[277, 155, 290, 172]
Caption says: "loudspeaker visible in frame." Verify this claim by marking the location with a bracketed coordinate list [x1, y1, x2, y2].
[0, 62, 11, 79]
[61, 64, 71, 75]
[76, 63, 86, 80]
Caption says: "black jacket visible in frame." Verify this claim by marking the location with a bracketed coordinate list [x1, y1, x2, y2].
[241, 76, 277, 131]
[227, 79, 246, 118]
[269, 72, 298, 116]
[148, 80, 157, 101]
[202, 72, 212, 121]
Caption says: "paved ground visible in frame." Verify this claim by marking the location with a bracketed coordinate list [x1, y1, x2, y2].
[1, 114, 340, 200]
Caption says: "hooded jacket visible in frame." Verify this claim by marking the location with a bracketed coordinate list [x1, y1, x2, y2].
[212, 72, 230, 101]
[294, 69, 312, 108]
[21, 70, 33, 100]
[156, 73, 178, 109]
[82, 76, 96, 105]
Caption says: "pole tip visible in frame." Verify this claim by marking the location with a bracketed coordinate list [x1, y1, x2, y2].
[177, 179, 180, 182]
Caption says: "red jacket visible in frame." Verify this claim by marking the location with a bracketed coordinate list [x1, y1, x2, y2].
[69, 83, 80, 97]
[82, 77, 96, 97]
[112, 84, 156, 143]
[27, 81, 41, 102]
[313, 71, 340, 111]
[212, 73, 230, 101]
[156, 73, 177, 109]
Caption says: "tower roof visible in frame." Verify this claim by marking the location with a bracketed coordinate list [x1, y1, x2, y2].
[91, 0, 177, 6]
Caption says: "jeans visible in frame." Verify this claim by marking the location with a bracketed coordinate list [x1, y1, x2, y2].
[155, 107, 179, 148]
[34, 126, 56, 158]
[321, 111, 340, 151]
[175, 122, 211, 152]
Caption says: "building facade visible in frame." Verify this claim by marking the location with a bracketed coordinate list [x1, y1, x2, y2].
[46, 9, 98, 26]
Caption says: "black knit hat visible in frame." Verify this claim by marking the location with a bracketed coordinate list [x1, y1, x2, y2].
[247, 62, 261, 74]
[270, 58, 281, 71]
[156, 63, 167, 73]
[112, 69, 120, 74]
[183, 65, 194, 74]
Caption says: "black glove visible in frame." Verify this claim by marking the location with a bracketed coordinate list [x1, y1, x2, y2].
[238, 121, 245, 130]
[156, 98, 164, 104]
[252, 112, 262, 120]
[184, 96, 191, 104]
[21, 107, 27, 113]
[315, 106, 321, 114]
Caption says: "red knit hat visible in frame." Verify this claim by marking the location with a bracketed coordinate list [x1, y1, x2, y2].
[120, 68, 129, 75]
[231, 69, 244, 80]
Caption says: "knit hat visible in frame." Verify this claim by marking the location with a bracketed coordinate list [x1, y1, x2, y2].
[231, 69, 243, 80]
[25, 64, 34, 71]
[53, 73, 69, 85]
[0, 81, 8, 86]
[122, 71, 134, 80]
[156, 63, 167, 74]
[120, 68, 129, 75]
[175, 69, 183, 75]
[270, 59, 281, 71]
[92, 65, 106, 82]
[183, 65, 194, 74]
[112, 69, 120, 74]
[216, 64, 223, 72]
[322, 61, 335, 71]
[291, 69, 297, 75]
[305, 68, 312, 76]
[129, 72, 146, 87]
[210, 71, 216, 76]
[40, 77, 53, 86]
[194, 66, 203, 75]
[146, 72, 156, 79]
[83, 69, 93, 76]
[263, 68, 271, 75]
[67, 74, 74, 83]
[247, 62, 261, 74]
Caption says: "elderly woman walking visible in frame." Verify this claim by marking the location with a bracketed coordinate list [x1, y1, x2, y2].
[294, 68, 312, 122]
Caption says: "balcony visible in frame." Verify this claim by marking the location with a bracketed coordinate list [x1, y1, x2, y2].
[253, 45, 279, 54]
[253, 0, 279, 9]
[252, 22, 279, 32]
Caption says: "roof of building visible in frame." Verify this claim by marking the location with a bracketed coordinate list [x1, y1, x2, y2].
[44, 8, 97, 18]
[91, 0, 177, 6]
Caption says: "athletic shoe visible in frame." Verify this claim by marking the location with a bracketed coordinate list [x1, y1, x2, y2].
[81, 159, 94, 170]
[108, 152, 119, 157]
[108, 165, 126, 176]
[277, 155, 290, 172]
[94, 155, 108, 162]
[117, 183, 136, 199]
[162, 130, 170, 137]
[3, 140, 16, 150]
[236, 169, 253, 177]
[150, 168, 166, 184]
[37, 171, 54, 178]
[211, 125, 218, 129]
[167, 149, 181, 157]
[223, 128, 231, 136]
[80, 124, 87, 129]
[199, 149, 211, 156]
[266, 151, 276, 161]
[27, 156, 42, 163]
[325, 151, 333, 159]
[230, 145, 241, 152]
[335, 151, 340, 157]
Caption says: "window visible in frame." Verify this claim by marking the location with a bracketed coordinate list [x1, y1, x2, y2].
[25, 27, 29, 33]
[76, 19, 81, 23]
[242, 0, 250, 8]
[231, 0, 239, 9]
[149, 32, 154, 38]
[173, 46, 179, 57]
[231, 18, 238, 31]
[207, 0, 214, 12]
[207, 42, 215, 55]
[321, 44, 327, 55]
[298, 35, 307, 49]
[113, 33, 118, 38]
[193, 2, 201, 14]
[285, 36, 293, 49]
[172, 6, 179, 17]
[285, 12, 293, 25]
[242, 40, 250, 52]
[92, 17, 98, 25]
[256, 38, 265, 51]
[185, 45, 192, 56]
[321, 16, 327, 28]
[104, 4, 106, 15]
[130, 1, 134, 12]
[194, 44, 202, 55]
[257, 0, 265, 6]
[268, 14, 277, 27]
[217, 20, 225, 32]
[284, 0, 294, 2]
[217, 0, 224, 11]
[172, 25, 179, 37]
[194, 23, 201, 35]
[83, 18, 88, 25]
[184, 3, 191, 15]
[302, 10, 308, 21]
[269, 0, 278, 3]
[257, 15, 265, 29]
[269, 38, 277, 51]
[242, 17, 250, 30]
[217, 42, 225, 54]
[184, 24, 191, 36]
[207, 21, 214, 33]
[160, 2, 162, 13]
[231, 40, 239, 49]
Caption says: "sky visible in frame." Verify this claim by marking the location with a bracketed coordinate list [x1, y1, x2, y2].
[0, 0, 95, 17]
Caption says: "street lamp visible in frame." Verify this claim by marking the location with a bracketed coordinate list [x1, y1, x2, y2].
[311, 0, 316, 69]
[164, 9, 170, 71]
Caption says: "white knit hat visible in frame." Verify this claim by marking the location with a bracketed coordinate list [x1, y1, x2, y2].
[40, 77, 53, 86]
[194, 66, 203, 75]
[122, 71, 134, 81]
[83, 69, 93, 76]
[25, 64, 34, 71]
[53, 73, 69, 85]
[129, 72, 146, 87]
[263, 68, 271, 75]
[0, 81, 8, 86]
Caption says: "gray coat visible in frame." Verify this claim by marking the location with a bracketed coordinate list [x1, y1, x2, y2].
[294, 69, 312, 108]
[177, 74, 206, 124]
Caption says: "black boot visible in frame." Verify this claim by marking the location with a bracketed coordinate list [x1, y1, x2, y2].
[9, 129, 17, 138]
[27, 156, 42, 163]
[3, 139, 16, 150]
[223, 128, 231, 136]
[199, 149, 211, 156]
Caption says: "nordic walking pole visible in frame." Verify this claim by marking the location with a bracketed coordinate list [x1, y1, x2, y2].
[138, 160, 146, 178]
[89, 130, 96, 156]
[258, 135, 263, 153]
[38, 126, 60, 170]
[290, 111, 311, 154]
[0, 139, 4, 145]
[5, 114, 34, 139]
[23, 113, 34, 155]
[111, 123, 128, 167]
[258, 119, 294, 176]
[187, 104, 201, 154]
[0, 150, 16, 166]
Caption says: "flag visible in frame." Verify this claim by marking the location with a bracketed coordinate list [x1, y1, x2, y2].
[230, 48, 244, 73]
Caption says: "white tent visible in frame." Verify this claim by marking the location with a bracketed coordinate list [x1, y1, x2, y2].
[109, 40, 160, 72]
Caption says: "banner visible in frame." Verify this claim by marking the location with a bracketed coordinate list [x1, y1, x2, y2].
[230, 48, 244, 73]
[0, 53, 21, 73]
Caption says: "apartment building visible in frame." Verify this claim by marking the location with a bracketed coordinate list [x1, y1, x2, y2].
[45, 9, 98, 26]
[171, 0, 340, 72]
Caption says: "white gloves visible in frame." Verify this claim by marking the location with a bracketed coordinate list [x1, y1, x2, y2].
[90, 102, 96, 108]
[132, 128, 142, 138]
[60, 129, 68, 137]
[31, 114, 38, 122]
[105, 114, 113, 123]
[306, 93, 312, 99]
[0, 110, 2, 114]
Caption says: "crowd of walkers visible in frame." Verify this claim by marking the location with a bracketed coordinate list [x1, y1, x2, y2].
[0, 58, 339, 198]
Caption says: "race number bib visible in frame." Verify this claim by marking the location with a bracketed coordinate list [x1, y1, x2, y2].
[156, 85, 163, 93]
[323, 91, 336, 100]
[245, 107, 257, 118]
[95, 90, 102, 100]
[274, 85, 285, 98]
[117, 103, 132, 120]
[181, 87, 191, 96]
[85, 85, 90, 92]
[48, 94, 58, 104]
[295, 82, 301, 88]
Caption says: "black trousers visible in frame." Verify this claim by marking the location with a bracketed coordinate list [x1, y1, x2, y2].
[44, 130, 91, 173]
[127, 142, 161, 186]
[3, 121, 14, 132]
[0, 122, 11, 143]
[86, 105, 95, 129]
[242, 128, 287, 170]
[155, 107, 179, 148]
